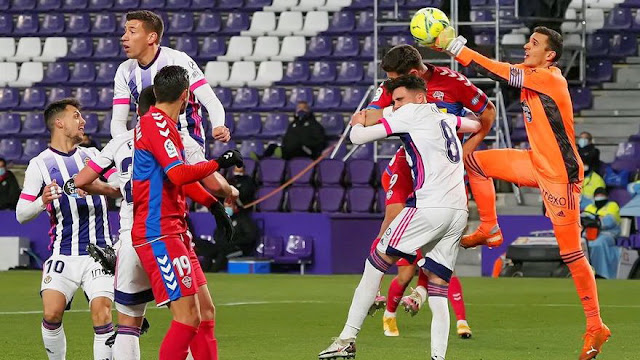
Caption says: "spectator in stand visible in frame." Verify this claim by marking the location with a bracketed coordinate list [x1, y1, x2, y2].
[0, 158, 20, 210]
[581, 187, 621, 279]
[577, 131, 601, 173]
[581, 162, 606, 211]
[80, 134, 100, 150]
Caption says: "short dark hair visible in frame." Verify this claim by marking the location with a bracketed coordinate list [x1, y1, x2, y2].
[138, 86, 156, 116]
[44, 98, 81, 131]
[381, 44, 423, 75]
[153, 66, 189, 103]
[126, 10, 164, 45]
[534, 26, 563, 63]
[386, 74, 427, 94]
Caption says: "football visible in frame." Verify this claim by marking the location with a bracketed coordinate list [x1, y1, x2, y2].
[410, 7, 451, 46]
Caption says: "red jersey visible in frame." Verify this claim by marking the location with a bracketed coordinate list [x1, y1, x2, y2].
[132, 106, 188, 244]
[381, 147, 415, 205]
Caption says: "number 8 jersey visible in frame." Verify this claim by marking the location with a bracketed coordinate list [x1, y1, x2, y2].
[379, 103, 467, 210]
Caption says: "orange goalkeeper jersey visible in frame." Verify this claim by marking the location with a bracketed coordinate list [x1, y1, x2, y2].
[456, 47, 583, 184]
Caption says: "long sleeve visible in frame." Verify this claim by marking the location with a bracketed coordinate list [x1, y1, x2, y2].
[350, 123, 388, 145]
[165, 161, 220, 186]
[111, 63, 133, 136]
[16, 161, 46, 223]
[193, 84, 225, 129]
[183, 181, 217, 207]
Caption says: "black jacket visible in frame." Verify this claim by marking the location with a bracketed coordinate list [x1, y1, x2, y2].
[0, 171, 20, 210]
[281, 112, 327, 160]
[579, 144, 601, 171]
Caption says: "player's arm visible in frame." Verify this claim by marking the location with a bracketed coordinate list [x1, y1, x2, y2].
[363, 81, 393, 126]
[111, 64, 132, 137]
[454, 114, 482, 133]
[16, 161, 57, 223]
[75, 143, 120, 197]
[350, 104, 416, 144]
[462, 101, 496, 158]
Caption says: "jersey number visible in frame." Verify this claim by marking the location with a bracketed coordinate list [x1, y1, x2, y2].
[45, 260, 65, 274]
[440, 120, 460, 163]
[121, 157, 133, 204]
[172, 256, 192, 277]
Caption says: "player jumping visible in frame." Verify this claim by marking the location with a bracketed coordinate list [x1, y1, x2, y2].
[319, 75, 481, 360]
[435, 26, 610, 359]
[16, 99, 121, 360]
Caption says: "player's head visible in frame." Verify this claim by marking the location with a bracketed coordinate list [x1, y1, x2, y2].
[387, 74, 428, 110]
[44, 98, 85, 143]
[153, 65, 189, 114]
[381, 44, 424, 79]
[122, 10, 164, 59]
[137, 85, 156, 117]
[524, 26, 563, 68]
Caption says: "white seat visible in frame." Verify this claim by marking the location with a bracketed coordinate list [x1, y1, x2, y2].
[564, 33, 582, 47]
[248, 61, 283, 87]
[245, 36, 280, 61]
[241, 11, 277, 36]
[218, 36, 253, 62]
[592, 0, 617, 8]
[0, 62, 18, 87]
[321, 0, 351, 11]
[271, 11, 303, 36]
[33, 37, 68, 62]
[561, 9, 580, 33]
[271, 36, 306, 61]
[9, 61, 44, 87]
[225, 61, 256, 87]
[295, 0, 325, 11]
[501, 33, 526, 45]
[299, 11, 329, 36]
[204, 61, 230, 87]
[263, 0, 298, 11]
[0, 38, 16, 61]
[585, 8, 604, 33]
[10, 37, 42, 62]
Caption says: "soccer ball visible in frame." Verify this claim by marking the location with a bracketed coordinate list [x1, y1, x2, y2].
[410, 7, 451, 47]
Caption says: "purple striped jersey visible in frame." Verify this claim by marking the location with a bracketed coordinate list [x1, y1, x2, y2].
[113, 46, 209, 146]
[20, 147, 112, 256]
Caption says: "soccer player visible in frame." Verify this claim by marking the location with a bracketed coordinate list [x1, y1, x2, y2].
[319, 75, 481, 360]
[365, 44, 494, 338]
[132, 66, 242, 360]
[16, 99, 120, 360]
[435, 26, 610, 359]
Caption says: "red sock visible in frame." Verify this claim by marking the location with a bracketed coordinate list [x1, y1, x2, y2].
[190, 320, 218, 360]
[386, 277, 408, 313]
[370, 238, 381, 253]
[160, 320, 198, 360]
[417, 269, 428, 289]
[447, 276, 466, 321]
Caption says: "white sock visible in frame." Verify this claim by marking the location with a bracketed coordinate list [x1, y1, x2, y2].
[383, 310, 396, 318]
[113, 325, 141, 360]
[339, 254, 390, 340]
[416, 286, 428, 303]
[42, 320, 66, 360]
[93, 323, 115, 360]
[427, 283, 450, 360]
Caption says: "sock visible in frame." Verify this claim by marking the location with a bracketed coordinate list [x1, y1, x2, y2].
[427, 282, 450, 360]
[42, 319, 66, 360]
[385, 277, 408, 314]
[465, 153, 498, 229]
[94, 323, 115, 360]
[339, 252, 391, 340]
[189, 320, 218, 360]
[447, 276, 466, 321]
[113, 325, 141, 360]
[159, 321, 198, 360]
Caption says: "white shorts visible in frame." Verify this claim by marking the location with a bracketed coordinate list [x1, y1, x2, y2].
[114, 231, 152, 317]
[182, 133, 207, 165]
[377, 207, 468, 281]
[41, 254, 114, 305]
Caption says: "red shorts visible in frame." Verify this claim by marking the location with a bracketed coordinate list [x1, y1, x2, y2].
[135, 233, 207, 306]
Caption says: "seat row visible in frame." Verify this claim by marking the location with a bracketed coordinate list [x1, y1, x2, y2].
[562, 7, 640, 33]
[256, 185, 382, 213]
[586, 33, 639, 58]
[0, 87, 115, 110]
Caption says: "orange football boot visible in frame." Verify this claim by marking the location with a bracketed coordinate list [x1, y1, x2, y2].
[579, 324, 611, 360]
[461, 225, 503, 248]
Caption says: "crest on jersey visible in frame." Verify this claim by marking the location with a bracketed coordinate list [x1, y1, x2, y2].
[84, 157, 90, 166]
[521, 101, 533, 123]
[44, 275, 51, 284]
[182, 275, 192, 289]
[433, 91, 445, 101]
[164, 139, 178, 158]
[63, 176, 81, 199]
[372, 85, 383, 102]
[386, 190, 394, 200]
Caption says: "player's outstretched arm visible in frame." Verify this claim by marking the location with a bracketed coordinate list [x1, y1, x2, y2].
[165, 149, 244, 186]
[457, 115, 482, 133]
[350, 110, 388, 144]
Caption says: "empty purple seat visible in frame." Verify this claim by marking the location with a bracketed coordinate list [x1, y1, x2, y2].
[320, 113, 345, 137]
[274, 235, 313, 270]
[348, 159, 374, 185]
[218, 0, 242, 8]
[168, 13, 194, 34]
[475, 33, 496, 46]
[315, 87, 342, 111]
[317, 186, 344, 212]
[48, 87, 71, 105]
[75, 87, 98, 108]
[586, 34, 609, 57]
[609, 188, 632, 207]
[259, 88, 286, 110]
[221, 13, 250, 34]
[83, 112, 99, 134]
[240, 139, 265, 158]
[175, 36, 198, 58]
[354, 10, 374, 34]
[140, 0, 164, 8]
[256, 235, 283, 258]
[0, 139, 22, 162]
[42, 63, 70, 85]
[326, 11, 356, 34]
[63, 0, 87, 8]
[0, 88, 19, 110]
[191, 0, 213, 9]
[113, 0, 138, 9]
[350, 0, 371, 8]
[166, 0, 189, 8]
[15, 14, 38, 35]
[97, 112, 111, 136]
[37, 0, 61, 9]
[340, 87, 367, 111]
[67, 14, 91, 34]
[95, 88, 114, 110]
[0, 14, 13, 35]
[233, 88, 260, 110]
[610, 34, 637, 58]
[379, 0, 404, 9]
[391, 34, 414, 46]
[305, 36, 332, 59]
[245, 0, 271, 8]
[95, 38, 121, 59]
[360, 36, 374, 59]
[351, 142, 373, 160]
[257, 186, 282, 212]
[69, 62, 96, 84]
[317, 159, 344, 186]
[260, 113, 288, 138]
[336, 61, 364, 84]
[348, 186, 374, 213]
[288, 186, 315, 212]
[225, 113, 235, 134]
[200, 37, 225, 60]
[88, 0, 112, 9]
[240, 158, 256, 178]
[309, 61, 337, 84]
[586, 60, 613, 84]
[41, 13, 65, 35]
[234, 113, 262, 138]
[210, 140, 237, 157]
[18, 88, 46, 110]
[20, 138, 47, 163]
[0, 113, 21, 136]
[287, 87, 314, 110]
[379, 141, 401, 156]
[0, 0, 7, 9]
[279, 61, 310, 85]
[12, 0, 36, 10]
[260, 159, 286, 185]
[604, 8, 632, 30]
[93, 13, 117, 34]
[288, 157, 314, 186]
[68, 38, 94, 60]
[213, 88, 232, 108]
[22, 113, 46, 135]
[334, 36, 360, 58]
[570, 87, 592, 112]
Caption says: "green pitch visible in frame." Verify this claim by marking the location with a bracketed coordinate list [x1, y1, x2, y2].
[0, 271, 638, 359]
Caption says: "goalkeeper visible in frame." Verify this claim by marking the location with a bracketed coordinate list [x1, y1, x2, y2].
[434, 26, 610, 360]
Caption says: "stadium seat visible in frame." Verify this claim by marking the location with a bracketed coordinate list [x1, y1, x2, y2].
[475, 33, 496, 46]
[0, 62, 17, 87]
[340, 86, 366, 111]
[83, 112, 99, 134]
[168, 13, 194, 34]
[309, 61, 337, 84]
[586, 34, 609, 57]
[354, 10, 374, 34]
[300, 11, 329, 36]
[259, 112, 288, 138]
[246, 0, 272, 8]
[0, 87, 18, 110]
[13, 0, 37, 10]
[287, 157, 313, 186]
[140, 0, 164, 8]
[19, 138, 47, 163]
[34, 37, 67, 62]
[0, 139, 22, 162]
[10, 62, 43, 87]
[22, 113, 46, 135]
[242, 11, 277, 36]
[609, 188, 631, 207]
[37, 0, 60, 10]
[75, 87, 98, 108]
[501, 33, 527, 45]
[288, 186, 315, 212]
[10, 37, 41, 63]
[95, 88, 114, 110]
[351, 142, 373, 160]
[333, 35, 360, 58]
[348, 186, 374, 213]
[360, 36, 374, 58]
[0, 38, 14, 61]
[604, 7, 632, 30]
[113, 0, 138, 9]
[175, 36, 198, 58]
[92, 13, 117, 34]
[320, 113, 345, 137]
[272, 36, 306, 61]
[40, 14, 65, 35]
[256, 235, 284, 258]
[210, 140, 236, 157]
[317, 159, 344, 186]
[315, 87, 342, 110]
[69, 62, 96, 84]
[217, 0, 243, 9]
[95, 62, 117, 85]
[41, 62, 69, 85]
[317, 186, 344, 212]
[234, 113, 262, 138]
[0, 113, 21, 136]
[88, 0, 113, 9]
[259, 158, 286, 185]
[67, 14, 91, 35]
[258, 88, 287, 110]
[336, 61, 363, 84]
[190, 0, 213, 9]
[348, 159, 374, 185]
[279, 61, 309, 85]
[218, 36, 253, 62]
[586, 60, 613, 84]
[165, 0, 189, 8]
[325, 11, 355, 34]
[227, 61, 256, 87]
[232, 87, 260, 110]
[585, 9, 605, 33]
[272, 11, 304, 36]
[263, 0, 297, 11]
[240, 139, 264, 158]
[63, 0, 87, 8]
[224, 113, 236, 134]
[221, 13, 250, 34]
[213, 87, 232, 108]
[18, 88, 46, 110]
[256, 186, 283, 212]
[569, 87, 592, 112]
[245, 36, 280, 61]
[295, 0, 324, 10]
[195, 12, 221, 34]
[286, 87, 314, 109]
[378, 141, 401, 157]
[249, 61, 283, 87]
[204, 61, 230, 87]
[94, 38, 120, 60]
[323, 0, 351, 11]
[304, 36, 332, 60]
[610, 34, 637, 58]
[68, 37, 94, 60]
[97, 112, 111, 136]
[47, 87, 71, 105]
[0, 14, 12, 36]
[200, 37, 226, 60]
[390, 34, 413, 46]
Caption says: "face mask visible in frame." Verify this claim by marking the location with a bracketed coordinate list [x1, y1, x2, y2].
[225, 206, 234, 217]
[584, 165, 590, 173]
[296, 110, 308, 118]
[577, 138, 589, 148]
[0, 168, 5, 177]
[594, 196, 607, 209]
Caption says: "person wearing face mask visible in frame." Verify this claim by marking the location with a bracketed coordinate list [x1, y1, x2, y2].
[281, 101, 328, 160]
[0, 157, 20, 210]
[577, 132, 601, 173]
[581, 187, 621, 279]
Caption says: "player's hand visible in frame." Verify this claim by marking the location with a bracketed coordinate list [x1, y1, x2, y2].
[209, 201, 235, 243]
[42, 180, 62, 205]
[213, 126, 231, 143]
[76, 188, 88, 198]
[228, 185, 240, 205]
[216, 149, 244, 169]
[350, 110, 367, 127]
[434, 27, 466, 57]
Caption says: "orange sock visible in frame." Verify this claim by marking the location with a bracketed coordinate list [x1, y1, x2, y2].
[465, 153, 498, 229]
[556, 223, 603, 331]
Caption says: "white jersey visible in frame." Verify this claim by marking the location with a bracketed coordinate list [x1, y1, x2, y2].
[20, 147, 112, 256]
[113, 46, 209, 146]
[380, 103, 467, 210]
[87, 131, 134, 237]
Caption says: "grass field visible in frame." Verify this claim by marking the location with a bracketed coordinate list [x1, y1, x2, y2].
[0, 271, 638, 359]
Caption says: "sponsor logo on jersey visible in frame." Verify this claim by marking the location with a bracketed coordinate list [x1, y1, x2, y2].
[433, 91, 445, 101]
[63, 177, 81, 198]
[44, 275, 52, 284]
[182, 275, 192, 289]
[386, 190, 393, 200]
[164, 139, 178, 158]
[521, 101, 533, 123]
[372, 85, 383, 101]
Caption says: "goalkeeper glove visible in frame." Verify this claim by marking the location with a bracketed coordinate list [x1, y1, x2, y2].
[216, 149, 244, 169]
[210, 201, 235, 243]
[434, 26, 467, 57]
